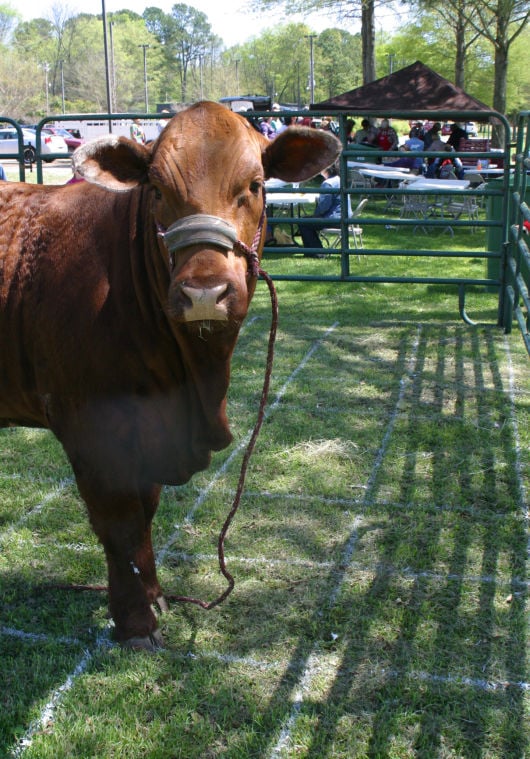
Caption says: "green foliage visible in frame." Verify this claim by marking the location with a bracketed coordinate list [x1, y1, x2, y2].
[225, 23, 360, 105]
[143, 4, 220, 102]
[0, 3, 528, 120]
[376, 16, 496, 106]
[316, 28, 362, 100]
[0, 3, 20, 45]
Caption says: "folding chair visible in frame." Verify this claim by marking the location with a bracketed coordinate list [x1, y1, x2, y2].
[320, 198, 369, 255]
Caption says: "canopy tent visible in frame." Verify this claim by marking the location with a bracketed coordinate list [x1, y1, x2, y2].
[311, 61, 491, 113]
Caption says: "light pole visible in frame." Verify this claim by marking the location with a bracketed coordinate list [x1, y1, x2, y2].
[234, 58, 240, 95]
[139, 44, 150, 112]
[41, 62, 50, 114]
[101, 0, 113, 132]
[59, 60, 65, 113]
[198, 54, 204, 100]
[305, 34, 317, 105]
[109, 21, 116, 112]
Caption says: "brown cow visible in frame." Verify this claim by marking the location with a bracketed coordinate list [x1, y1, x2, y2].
[0, 102, 340, 649]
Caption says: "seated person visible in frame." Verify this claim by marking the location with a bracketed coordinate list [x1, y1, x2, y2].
[447, 122, 467, 150]
[386, 133, 425, 173]
[353, 118, 377, 146]
[375, 119, 399, 152]
[426, 143, 464, 179]
[423, 122, 442, 149]
[345, 119, 356, 143]
[298, 164, 350, 256]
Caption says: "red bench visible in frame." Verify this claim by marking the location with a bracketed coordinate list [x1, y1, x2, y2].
[458, 138, 492, 167]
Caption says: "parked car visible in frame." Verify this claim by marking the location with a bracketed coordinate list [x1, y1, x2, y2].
[0, 126, 68, 163]
[441, 121, 478, 137]
[42, 126, 85, 153]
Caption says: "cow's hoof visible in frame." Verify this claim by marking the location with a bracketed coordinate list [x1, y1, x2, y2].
[122, 629, 164, 652]
[155, 595, 169, 614]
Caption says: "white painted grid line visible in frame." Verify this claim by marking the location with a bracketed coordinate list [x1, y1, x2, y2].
[4, 319, 340, 756]
[9, 631, 111, 759]
[159, 550, 530, 590]
[0, 477, 74, 548]
[156, 322, 339, 567]
[2, 321, 528, 757]
[268, 327, 422, 758]
[1, 626, 83, 647]
[503, 335, 528, 555]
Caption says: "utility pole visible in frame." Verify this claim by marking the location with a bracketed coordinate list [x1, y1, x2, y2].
[101, 0, 113, 132]
[234, 58, 240, 95]
[109, 21, 116, 112]
[59, 60, 65, 113]
[42, 62, 50, 114]
[305, 34, 317, 105]
[139, 44, 150, 112]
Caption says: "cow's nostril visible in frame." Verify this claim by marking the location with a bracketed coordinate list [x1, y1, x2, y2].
[216, 284, 230, 303]
[179, 283, 230, 322]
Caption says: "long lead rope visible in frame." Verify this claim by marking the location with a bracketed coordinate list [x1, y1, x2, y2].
[166, 261, 277, 609]
[166, 196, 277, 609]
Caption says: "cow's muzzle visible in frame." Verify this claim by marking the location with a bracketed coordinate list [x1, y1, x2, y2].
[159, 211, 264, 322]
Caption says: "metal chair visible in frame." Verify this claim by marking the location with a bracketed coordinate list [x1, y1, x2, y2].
[445, 193, 481, 230]
[320, 197, 369, 254]
[464, 171, 485, 188]
[400, 193, 431, 234]
[348, 169, 374, 190]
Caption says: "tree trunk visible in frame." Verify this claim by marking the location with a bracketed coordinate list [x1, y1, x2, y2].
[361, 0, 376, 83]
[454, 8, 466, 88]
[492, 13, 510, 147]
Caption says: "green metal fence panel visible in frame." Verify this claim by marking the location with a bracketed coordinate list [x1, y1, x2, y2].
[0, 117, 28, 181]
[264, 108, 511, 324]
[504, 111, 530, 356]
[0, 107, 520, 334]
[29, 113, 164, 184]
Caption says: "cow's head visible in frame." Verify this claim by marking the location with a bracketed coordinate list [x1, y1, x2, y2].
[73, 102, 341, 328]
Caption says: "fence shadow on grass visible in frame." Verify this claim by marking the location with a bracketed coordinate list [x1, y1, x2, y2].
[0, 314, 526, 758]
[237, 322, 527, 758]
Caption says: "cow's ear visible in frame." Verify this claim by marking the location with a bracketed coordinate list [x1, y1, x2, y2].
[262, 127, 341, 182]
[73, 135, 151, 191]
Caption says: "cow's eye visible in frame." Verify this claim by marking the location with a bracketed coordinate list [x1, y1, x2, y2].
[249, 180, 262, 196]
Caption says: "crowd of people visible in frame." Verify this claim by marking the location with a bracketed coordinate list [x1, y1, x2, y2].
[261, 115, 473, 252]
[256, 110, 468, 180]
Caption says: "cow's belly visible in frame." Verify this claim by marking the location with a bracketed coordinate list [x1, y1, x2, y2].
[43, 390, 232, 488]
[136, 393, 233, 485]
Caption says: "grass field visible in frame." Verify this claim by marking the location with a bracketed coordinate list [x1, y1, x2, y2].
[0, 211, 529, 757]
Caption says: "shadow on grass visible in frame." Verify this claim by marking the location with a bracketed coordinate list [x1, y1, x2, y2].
[0, 314, 526, 758]
[231, 323, 527, 758]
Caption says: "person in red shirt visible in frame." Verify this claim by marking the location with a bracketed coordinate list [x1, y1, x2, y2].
[376, 119, 399, 152]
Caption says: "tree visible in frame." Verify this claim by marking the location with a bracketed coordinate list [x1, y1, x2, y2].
[144, 4, 219, 102]
[0, 3, 20, 45]
[0, 50, 42, 116]
[378, 15, 494, 104]
[251, 0, 394, 83]
[463, 0, 529, 120]
[316, 28, 362, 99]
[406, 0, 482, 88]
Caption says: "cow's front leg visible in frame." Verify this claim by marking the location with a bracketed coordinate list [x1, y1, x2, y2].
[75, 476, 165, 649]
